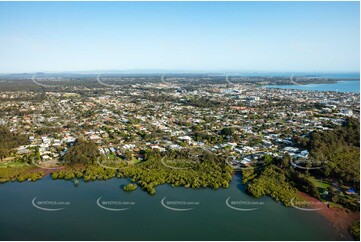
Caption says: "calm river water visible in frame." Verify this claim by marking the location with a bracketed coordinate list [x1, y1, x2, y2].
[0, 173, 343, 240]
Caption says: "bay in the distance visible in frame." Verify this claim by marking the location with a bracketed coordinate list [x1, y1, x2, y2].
[265, 79, 360, 93]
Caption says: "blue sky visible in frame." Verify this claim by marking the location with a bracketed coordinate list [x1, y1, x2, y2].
[0, 1, 359, 73]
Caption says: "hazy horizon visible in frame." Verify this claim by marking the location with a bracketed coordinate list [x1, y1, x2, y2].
[1, 69, 360, 77]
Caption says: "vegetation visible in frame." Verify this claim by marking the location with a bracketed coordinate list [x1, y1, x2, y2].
[242, 120, 360, 209]
[123, 183, 138, 191]
[348, 221, 360, 241]
[305, 118, 359, 186]
[119, 150, 233, 195]
[51, 164, 117, 181]
[62, 139, 99, 164]
[0, 167, 44, 183]
[243, 164, 303, 206]
[51, 149, 233, 195]
[290, 172, 320, 199]
[294, 118, 360, 211]
[0, 160, 29, 168]
[220, 127, 234, 136]
[181, 97, 223, 108]
[0, 126, 28, 160]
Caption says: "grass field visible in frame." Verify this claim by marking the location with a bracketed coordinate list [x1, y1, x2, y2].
[0, 161, 29, 168]
[309, 176, 332, 190]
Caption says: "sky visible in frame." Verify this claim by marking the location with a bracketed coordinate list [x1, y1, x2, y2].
[0, 1, 359, 73]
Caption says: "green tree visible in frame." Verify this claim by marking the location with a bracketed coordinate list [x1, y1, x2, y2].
[63, 139, 99, 164]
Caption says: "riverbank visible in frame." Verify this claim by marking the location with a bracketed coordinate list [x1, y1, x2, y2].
[300, 192, 359, 240]
[35, 166, 64, 176]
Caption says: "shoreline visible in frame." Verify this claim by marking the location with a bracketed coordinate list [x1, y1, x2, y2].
[299, 192, 359, 241]
[264, 78, 360, 87]
[1, 169, 358, 241]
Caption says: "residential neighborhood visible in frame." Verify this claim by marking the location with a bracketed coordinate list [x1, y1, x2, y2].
[0, 77, 358, 170]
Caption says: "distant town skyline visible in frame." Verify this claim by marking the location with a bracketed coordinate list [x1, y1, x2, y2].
[0, 1, 359, 73]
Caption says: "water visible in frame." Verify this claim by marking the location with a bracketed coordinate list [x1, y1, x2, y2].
[225, 72, 360, 78]
[0, 174, 342, 240]
[265, 80, 360, 93]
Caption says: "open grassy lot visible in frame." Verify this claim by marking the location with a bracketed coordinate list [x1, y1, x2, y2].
[309, 176, 332, 190]
[0, 161, 29, 168]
